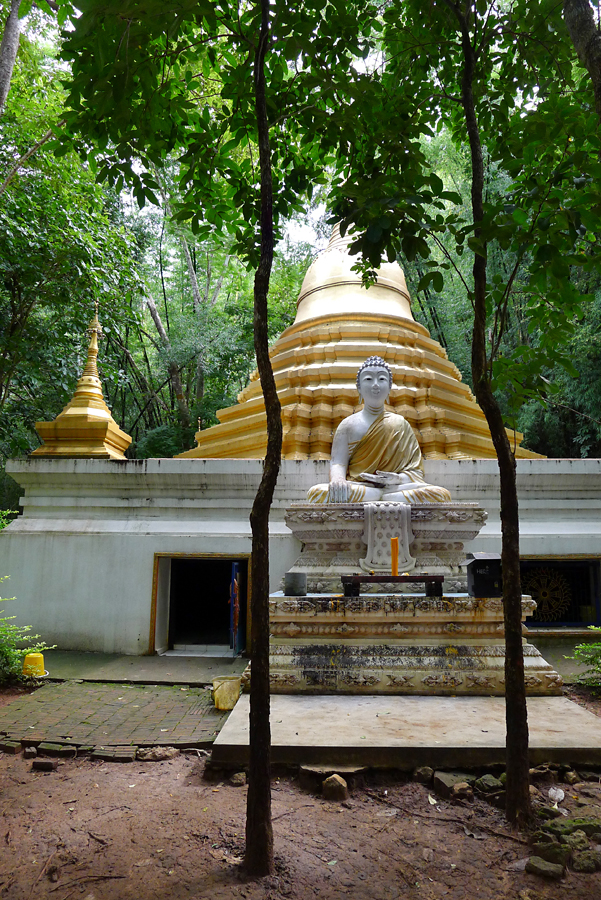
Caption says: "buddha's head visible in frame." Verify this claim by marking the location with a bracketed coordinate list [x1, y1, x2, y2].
[356, 356, 393, 407]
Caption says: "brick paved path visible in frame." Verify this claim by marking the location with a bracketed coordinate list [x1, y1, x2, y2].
[0, 682, 228, 750]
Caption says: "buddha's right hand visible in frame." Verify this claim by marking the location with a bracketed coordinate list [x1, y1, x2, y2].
[328, 479, 351, 503]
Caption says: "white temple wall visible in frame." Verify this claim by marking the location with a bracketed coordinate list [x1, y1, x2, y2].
[1, 457, 600, 654]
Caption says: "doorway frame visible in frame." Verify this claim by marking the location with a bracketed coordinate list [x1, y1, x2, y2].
[149, 552, 252, 655]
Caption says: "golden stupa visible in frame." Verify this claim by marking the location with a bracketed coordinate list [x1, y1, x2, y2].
[32, 307, 132, 459]
[178, 226, 539, 460]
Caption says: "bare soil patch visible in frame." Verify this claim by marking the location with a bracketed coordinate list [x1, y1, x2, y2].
[0, 685, 38, 710]
[0, 685, 598, 899]
[563, 684, 601, 718]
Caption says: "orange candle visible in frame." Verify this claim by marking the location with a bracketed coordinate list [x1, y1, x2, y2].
[391, 537, 399, 576]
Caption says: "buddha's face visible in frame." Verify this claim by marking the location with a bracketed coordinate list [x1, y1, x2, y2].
[358, 366, 391, 407]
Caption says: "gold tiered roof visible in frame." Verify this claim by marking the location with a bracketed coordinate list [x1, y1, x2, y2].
[178, 226, 540, 460]
[32, 308, 132, 459]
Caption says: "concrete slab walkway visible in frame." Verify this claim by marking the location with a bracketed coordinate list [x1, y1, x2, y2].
[0, 682, 228, 751]
[43, 650, 247, 686]
[213, 694, 601, 768]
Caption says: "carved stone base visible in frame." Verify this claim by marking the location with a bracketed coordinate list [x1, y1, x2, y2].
[269, 592, 563, 696]
[285, 502, 487, 593]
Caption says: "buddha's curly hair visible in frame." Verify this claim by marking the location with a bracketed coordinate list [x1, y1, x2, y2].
[356, 356, 393, 389]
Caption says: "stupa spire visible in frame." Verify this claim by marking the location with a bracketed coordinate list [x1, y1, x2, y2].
[31, 304, 132, 460]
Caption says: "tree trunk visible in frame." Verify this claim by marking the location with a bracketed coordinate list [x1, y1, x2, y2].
[563, 0, 601, 119]
[0, 0, 20, 116]
[145, 295, 191, 427]
[0, 126, 64, 196]
[245, 0, 280, 878]
[453, 1, 531, 827]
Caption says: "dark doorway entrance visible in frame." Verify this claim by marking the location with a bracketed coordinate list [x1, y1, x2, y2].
[168, 557, 248, 652]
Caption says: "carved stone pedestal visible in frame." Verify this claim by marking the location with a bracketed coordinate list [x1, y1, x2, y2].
[285, 502, 488, 593]
[269, 592, 563, 696]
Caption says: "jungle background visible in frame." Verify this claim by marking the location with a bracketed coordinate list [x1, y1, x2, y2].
[2, 1, 601, 513]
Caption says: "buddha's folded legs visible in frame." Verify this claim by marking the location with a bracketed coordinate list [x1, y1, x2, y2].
[307, 481, 378, 504]
[381, 484, 452, 504]
[306, 481, 452, 504]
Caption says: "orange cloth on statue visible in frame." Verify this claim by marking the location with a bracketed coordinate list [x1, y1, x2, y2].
[347, 411, 425, 483]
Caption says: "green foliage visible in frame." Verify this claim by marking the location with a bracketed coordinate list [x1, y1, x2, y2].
[2, 0, 601, 465]
[60, 0, 377, 264]
[0, 510, 17, 530]
[0, 577, 52, 685]
[571, 627, 601, 688]
[0, 25, 144, 461]
[133, 424, 192, 459]
[326, 0, 601, 424]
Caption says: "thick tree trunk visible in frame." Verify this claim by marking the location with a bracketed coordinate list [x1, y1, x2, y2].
[454, 1, 531, 827]
[563, 0, 601, 119]
[244, 0, 279, 878]
[0, 0, 20, 116]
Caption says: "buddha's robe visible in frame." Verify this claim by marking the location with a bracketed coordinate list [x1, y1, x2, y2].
[307, 411, 451, 504]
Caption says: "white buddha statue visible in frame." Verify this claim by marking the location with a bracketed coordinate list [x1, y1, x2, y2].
[307, 356, 451, 505]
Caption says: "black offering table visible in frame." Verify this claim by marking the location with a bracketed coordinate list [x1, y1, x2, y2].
[341, 574, 444, 598]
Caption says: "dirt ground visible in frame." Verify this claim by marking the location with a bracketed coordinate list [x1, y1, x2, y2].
[0, 687, 600, 900]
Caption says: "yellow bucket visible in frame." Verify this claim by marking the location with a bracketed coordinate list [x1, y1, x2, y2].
[212, 676, 241, 710]
[22, 653, 46, 678]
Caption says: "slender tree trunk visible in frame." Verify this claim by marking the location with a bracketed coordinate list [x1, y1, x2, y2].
[0, 125, 66, 195]
[145, 295, 191, 427]
[181, 236, 204, 310]
[0, 0, 20, 116]
[563, 0, 601, 119]
[245, 0, 280, 877]
[453, 1, 531, 827]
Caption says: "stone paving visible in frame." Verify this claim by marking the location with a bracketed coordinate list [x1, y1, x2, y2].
[0, 682, 228, 754]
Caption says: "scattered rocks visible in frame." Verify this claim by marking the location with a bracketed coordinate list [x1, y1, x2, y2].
[531, 842, 571, 867]
[529, 829, 557, 845]
[32, 758, 58, 772]
[474, 774, 503, 793]
[579, 770, 601, 782]
[136, 747, 179, 762]
[413, 766, 433, 785]
[529, 765, 557, 784]
[299, 764, 366, 792]
[525, 856, 564, 879]
[544, 817, 601, 838]
[229, 772, 246, 787]
[564, 770, 580, 785]
[559, 829, 589, 851]
[432, 771, 474, 798]
[536, 805, 563, 820]
[0, 741, 22, 754]
[572, 849, 601, 872]
[516, 888, 545, 900]
[23, 746, 37, 759]
[450, 782, 473, 802]
[518, 889, 545, 900]
[322, 774, 349, 802]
